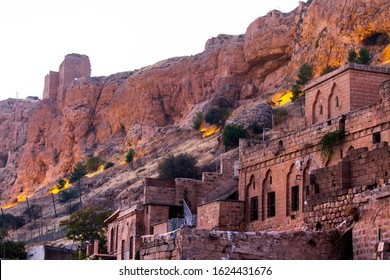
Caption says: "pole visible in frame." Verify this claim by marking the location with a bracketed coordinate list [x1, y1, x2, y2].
[51, 193, 58, 218]
[26, 197, 32, 223]
[78, 180, 83, 210]
[1, 208, 5, 229]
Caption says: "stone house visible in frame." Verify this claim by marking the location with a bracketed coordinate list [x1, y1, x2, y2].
[104, 157, 238, 260]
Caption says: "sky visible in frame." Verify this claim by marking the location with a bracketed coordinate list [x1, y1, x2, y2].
[0, 0, 306, 101]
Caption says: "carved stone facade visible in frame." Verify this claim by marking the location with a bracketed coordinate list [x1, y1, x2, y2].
[103, 67, 390, 260]
[305, 63, 390, 126]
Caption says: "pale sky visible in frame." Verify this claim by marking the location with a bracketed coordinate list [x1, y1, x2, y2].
[0, 0, 306, 101]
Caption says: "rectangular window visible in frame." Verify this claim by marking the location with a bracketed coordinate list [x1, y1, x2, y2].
[121, 240, 125, 260]
[291, 186, 299, 212]
[373, 132, 381, 144]
[129, 236, 134, 259]
[267, 192, 276, 218]
[250, 196, 259, 221]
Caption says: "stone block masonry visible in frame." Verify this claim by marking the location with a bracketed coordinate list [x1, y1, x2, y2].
[43, 53, 91, 100]
[305, 63, 390, 126]
[140, 226, 349, 260]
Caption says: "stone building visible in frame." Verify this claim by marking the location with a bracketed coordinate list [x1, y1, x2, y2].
[105, 64, 390, 260]
[104, 157, 238, 260]
[238, 64, 390, 259]
[305, 63, 390, 126]
[43, 53, 91, 100]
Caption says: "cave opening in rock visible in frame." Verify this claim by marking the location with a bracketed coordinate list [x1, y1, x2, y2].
[362, 32, 389, 46]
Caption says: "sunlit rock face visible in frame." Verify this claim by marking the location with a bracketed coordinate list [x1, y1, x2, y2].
[1, 0, 389, 202]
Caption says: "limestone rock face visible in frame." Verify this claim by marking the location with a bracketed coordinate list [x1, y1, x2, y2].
[0, 0, 389, 202]
[226, 103, 273, 130]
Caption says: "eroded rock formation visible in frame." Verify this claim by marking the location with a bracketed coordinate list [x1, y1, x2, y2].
[0, 0, 389, 202]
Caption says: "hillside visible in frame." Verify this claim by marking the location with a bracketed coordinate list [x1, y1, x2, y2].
[1, 0, 389, 209]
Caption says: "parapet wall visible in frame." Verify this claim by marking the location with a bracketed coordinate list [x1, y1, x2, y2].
[140, 226, 348, 260]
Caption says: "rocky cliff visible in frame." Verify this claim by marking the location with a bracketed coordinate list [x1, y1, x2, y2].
[0, 0, 389, 203]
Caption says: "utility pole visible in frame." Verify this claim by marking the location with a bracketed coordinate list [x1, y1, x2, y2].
[51, 193, 57, 218]
[77, 180, 82, 210]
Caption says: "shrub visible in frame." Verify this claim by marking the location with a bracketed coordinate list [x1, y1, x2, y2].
[205, 108, 229, 125]
[158, 153, 199, 180]
[58, 188, 79, 205]
[56, 177, 66, 190]
[296, 63, 314, 86]
[104, 162, 114, 170]
[348, 49, 358, 63]
[86, 156, 105, 173]
[275, 107, 289, 117]
[0, 213, 25, 230]
[250, 123, 264, 135]
[348, 48, 371, 65]
[318, 129, 345, 162]
[222, 124, 247, 149]
[23, 204, 42, 223]
[291, 63, 313, 103]
[321, 65, 339, 76]
[358, 48, 371, 65]
[69, 162, 87, 183]
[126, 148, 135, 163]
[192, 112, 203, 130]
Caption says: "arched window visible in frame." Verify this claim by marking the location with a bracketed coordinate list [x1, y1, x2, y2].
[110, 227, 114, 253]
[320, 105, 323, 115]
[335, 96, 339, 108]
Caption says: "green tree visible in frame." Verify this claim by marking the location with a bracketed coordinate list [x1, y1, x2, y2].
[192, 112, 204, 130]
[23, 204, 42, 223]
[59, 207, 112, 246]
[291, 83, 303, 102]
[222, 124, 247, 149]
[348, 48, 371, 65]
[0, 229, 26, 259]
[348, 49, 359, 63]
[56, 177, 66, 190]
[126, 148, 135, 163]
[58, 188, 79, 214]
[291, 63, 314, 103]
[0, 213, 25, 230]
[158, 153, 199, 180]
[205, 108, 229, 125]
[86, 156, 105, 173]
[69, 162, 87, 183]
[358, 48, 371, 65]
[296, 63, 314, 86]
[321, 65, 339, 76]
[104, 162, 114, 170]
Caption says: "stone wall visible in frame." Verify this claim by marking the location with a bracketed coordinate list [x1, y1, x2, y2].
[303, 143, 390, 230]
[197, 200, 245, 231]
[43, 71, 59, 99]
[106, 206, 144, 260]
[305, 63, 390, 126]
[140, 226, 348, 260]
[59, 53, 91, 89]
[352, 185, 390, 260]
[238, 79, 390, 232]
[42, 53, 91, 100]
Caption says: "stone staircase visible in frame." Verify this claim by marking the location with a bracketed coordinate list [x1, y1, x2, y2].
[202, 178, 238, 204]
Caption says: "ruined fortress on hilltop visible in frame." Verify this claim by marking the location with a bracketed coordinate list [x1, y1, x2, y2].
[43, 53, 91, 100]
[84, 63, 390, 261]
